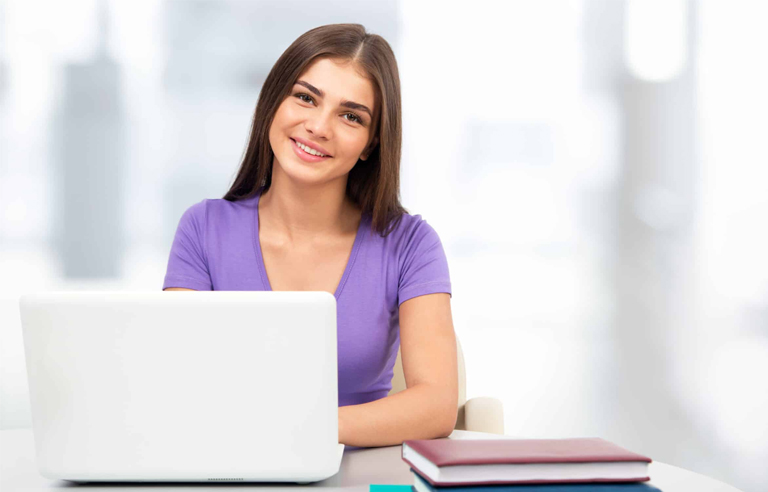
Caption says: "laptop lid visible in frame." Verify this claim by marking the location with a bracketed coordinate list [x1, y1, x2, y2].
[19, 291, 343, 483]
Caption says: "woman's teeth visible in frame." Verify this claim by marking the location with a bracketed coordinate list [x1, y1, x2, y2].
[295, 140, 328, 157]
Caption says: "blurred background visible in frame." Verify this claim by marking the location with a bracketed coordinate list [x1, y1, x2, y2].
[1, 0, 766, 490]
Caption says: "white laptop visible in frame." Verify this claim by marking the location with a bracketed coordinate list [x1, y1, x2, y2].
[18, 291, 344, 483]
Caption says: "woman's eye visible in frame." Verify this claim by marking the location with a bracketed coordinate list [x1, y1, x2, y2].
[294, 93, 363, 125]
[295, 93, 314, 104]
[343, 113, 361, 124]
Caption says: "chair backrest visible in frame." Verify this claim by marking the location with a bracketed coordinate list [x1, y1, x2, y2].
[387, 336, 468, 430]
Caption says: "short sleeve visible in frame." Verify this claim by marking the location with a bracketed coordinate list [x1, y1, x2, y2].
[162, 200, 213, 291]
[397, 217, 452, 306]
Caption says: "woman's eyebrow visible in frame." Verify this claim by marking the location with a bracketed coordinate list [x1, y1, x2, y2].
[295, 80, 372, 118]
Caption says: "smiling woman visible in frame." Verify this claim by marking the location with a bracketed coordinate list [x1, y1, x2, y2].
[268, 58, 376, 186]
[163, 24, 458, 448]
[224, 24, 400, 235]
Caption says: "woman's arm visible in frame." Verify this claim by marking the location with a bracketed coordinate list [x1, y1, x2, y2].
[338, 292, 458, 447]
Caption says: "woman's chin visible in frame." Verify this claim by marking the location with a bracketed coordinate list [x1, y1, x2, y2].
[274, 158, 331, 186]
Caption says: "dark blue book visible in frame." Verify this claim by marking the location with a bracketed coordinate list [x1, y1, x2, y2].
[411, 469, 663, 492]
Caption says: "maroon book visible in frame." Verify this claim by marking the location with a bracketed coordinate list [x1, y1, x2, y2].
[401, 438, 652, 487]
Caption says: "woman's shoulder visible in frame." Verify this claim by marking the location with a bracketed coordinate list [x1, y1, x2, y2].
[391, 211, 438, 237]
[208, 195, 259, 212]
[172, 197, 257, 242]
[183, 195, 259, 220]
[368, 211, 442, 250]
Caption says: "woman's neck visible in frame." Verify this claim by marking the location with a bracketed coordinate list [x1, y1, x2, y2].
[259, 174, 360, 244]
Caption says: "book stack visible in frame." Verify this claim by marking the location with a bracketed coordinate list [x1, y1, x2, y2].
[401, 438, 660, 492]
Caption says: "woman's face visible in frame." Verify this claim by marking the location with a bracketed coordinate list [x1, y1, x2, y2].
[268, 57, 377, 188]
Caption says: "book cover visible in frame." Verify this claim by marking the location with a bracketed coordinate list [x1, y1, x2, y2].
[411, 469, 662, 492]
[402, 438, 652, 486]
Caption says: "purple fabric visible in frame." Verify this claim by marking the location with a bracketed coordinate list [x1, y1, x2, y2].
[163, 188, 452, 407]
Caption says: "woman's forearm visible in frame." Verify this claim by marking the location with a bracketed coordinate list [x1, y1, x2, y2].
[338, 383, 457, 447]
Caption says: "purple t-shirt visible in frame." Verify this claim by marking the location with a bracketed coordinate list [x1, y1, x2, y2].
[163, 189, 452, 407]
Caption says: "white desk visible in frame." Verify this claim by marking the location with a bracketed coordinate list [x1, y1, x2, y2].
[0, 429, 742, 491]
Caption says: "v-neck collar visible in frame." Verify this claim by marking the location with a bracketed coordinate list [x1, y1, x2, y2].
[252, 188, 368, 301]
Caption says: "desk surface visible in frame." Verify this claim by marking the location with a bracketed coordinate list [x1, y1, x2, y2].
[1, 429, 741, 491]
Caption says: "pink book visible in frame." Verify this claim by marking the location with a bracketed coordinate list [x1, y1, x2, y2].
[401, 438, 652, 487]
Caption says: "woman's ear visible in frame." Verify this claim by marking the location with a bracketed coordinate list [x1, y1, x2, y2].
[361, 137, 379, 161]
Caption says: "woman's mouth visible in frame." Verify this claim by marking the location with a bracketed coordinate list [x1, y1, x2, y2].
[290, 138, 331, 163]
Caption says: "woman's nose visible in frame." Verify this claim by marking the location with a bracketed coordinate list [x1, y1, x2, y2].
[304, 111, 333, 139]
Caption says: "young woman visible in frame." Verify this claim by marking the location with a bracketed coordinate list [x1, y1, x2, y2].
[163, 24, 457, 447]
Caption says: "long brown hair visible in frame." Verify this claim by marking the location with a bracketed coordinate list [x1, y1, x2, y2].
[223, 23, 406, 236]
